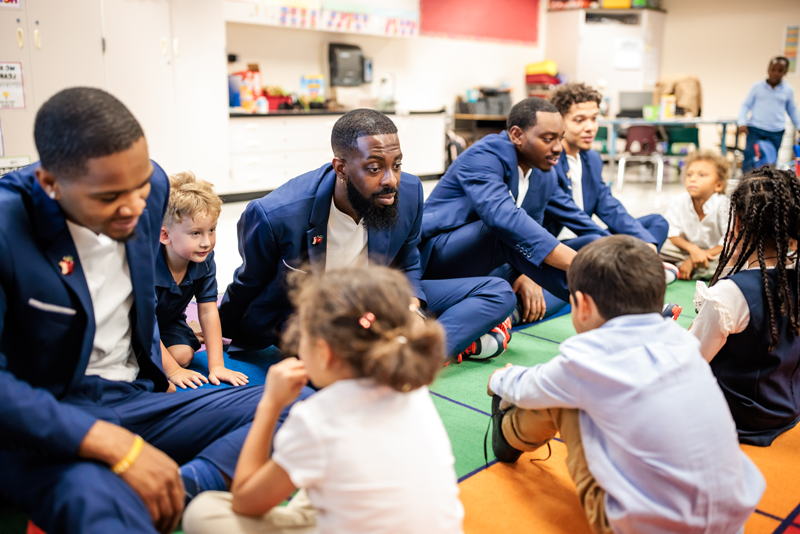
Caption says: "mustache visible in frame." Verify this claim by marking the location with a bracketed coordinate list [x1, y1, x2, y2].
[372, 187, 399, 198]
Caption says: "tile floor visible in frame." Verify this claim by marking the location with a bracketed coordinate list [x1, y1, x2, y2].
[212, 162, 688, 291]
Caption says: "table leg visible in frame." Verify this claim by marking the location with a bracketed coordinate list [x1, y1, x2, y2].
[721, 123, 728, 155]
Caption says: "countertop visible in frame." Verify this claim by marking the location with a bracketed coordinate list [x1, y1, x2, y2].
[230, 109, 445, 118]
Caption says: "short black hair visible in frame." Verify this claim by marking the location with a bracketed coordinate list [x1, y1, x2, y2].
[506, 97, 559, 132]
[331, 109, 398, 158]
[770, 56, 790, 68]
[568, 235, 665, 320]
[34, 87, 144, 177]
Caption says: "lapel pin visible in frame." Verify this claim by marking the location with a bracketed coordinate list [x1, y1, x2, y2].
[58, 255, 75, 275]
[312, 235, 323, 246]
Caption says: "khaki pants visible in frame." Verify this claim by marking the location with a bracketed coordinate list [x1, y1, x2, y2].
[503, 407, 613, 534]
[660, 240, 718, 280]
[182, 489, 317, 534]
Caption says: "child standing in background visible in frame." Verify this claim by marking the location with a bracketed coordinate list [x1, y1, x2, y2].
[182, 266, 464, 534]
[738, 56, 800, 173]
[157, 171, 248, 389]
[691, 167, 800, 447]
[660, 150, 730, 280]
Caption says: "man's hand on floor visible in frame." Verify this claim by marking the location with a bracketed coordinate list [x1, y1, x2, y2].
[513, 274, 546, 323]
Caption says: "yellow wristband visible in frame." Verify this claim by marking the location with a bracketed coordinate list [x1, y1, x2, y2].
[111, 435, 144, 475]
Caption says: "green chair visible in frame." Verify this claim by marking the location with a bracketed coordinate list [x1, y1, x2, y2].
[664, 125, 699, 156]
[594, 126, 609, 154]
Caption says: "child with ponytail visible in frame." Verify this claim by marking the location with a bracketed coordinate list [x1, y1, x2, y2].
[182, 266, 464, 534]
[691, 167, 800, 446]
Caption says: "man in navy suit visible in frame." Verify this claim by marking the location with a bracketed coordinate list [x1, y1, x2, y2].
[420, 98, 608, 325]
[219, 109, 516, 362]
[0, 88, 308, 534]
[544, 83, 668, 251]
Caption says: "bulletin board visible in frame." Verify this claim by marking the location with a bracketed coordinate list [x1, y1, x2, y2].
[420, 0, 539, 45]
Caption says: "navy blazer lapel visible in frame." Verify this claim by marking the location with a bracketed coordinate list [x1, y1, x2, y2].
[125, 209, 155, 356]
[32, 181, 97, 380]
[367, 226, 392, 265]
[579, 150, 595, 213]
[307, 168, 336, 275]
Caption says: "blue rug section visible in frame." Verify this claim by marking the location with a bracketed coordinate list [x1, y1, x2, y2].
[181, 346, 284, 390]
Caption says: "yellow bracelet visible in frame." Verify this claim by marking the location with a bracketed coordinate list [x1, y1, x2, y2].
[111, 435, 144, 475]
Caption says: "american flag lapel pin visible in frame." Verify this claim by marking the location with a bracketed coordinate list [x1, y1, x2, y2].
[58, 255, 75, 275]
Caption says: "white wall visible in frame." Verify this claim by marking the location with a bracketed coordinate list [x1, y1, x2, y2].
[225, 3, 547, 113]
[660, 0, 800, 153]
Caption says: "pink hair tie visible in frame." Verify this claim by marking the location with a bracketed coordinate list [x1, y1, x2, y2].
[359, 312, 376, 329]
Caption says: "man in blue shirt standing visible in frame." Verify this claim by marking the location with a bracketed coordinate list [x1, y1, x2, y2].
[738, 56, 800, 172]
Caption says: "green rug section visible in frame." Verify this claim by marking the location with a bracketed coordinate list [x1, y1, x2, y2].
[430, 279, 700, 480]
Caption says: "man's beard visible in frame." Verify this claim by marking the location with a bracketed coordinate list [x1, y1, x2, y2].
[345, 177, 400, 232]
[113, 229, 138, 243]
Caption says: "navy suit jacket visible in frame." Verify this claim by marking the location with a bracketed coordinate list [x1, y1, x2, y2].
[219, 164, 426, 351]
[544, 149, 656, 244]
[421, 132, 607, 268]
[0, 163, 169, 458]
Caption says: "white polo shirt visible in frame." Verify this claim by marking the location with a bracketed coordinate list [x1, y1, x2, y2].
[67, 221, 139, 382]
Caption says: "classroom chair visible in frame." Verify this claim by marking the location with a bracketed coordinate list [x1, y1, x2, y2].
[616, 125, 665, 194]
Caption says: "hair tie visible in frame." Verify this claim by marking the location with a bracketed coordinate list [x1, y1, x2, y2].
[359, 312, 375, 329]
[397, 335, 408, 345]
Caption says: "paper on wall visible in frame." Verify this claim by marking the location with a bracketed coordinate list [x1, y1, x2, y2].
[0, 156, 31, 177]
[784, 25, 798, 76]
[0, 62, 25, 109]
[0, 0, 23, 10]
[614, 37, 644, 71]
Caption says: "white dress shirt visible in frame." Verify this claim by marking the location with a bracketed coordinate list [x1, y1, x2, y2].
[665, 192, 729, 249]
[692, 265, 794, 362]
[67, 221, 139, 382]
[489, 313, 764, 534]
[325, 197, 368, 272]
[514, 166, 532, 208]
[566, 154, 584, 211]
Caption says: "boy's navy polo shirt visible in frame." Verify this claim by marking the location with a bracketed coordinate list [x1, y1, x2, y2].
[155, 245, 218, 324]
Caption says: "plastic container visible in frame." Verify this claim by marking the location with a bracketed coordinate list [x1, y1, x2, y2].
[602, 0, 632, 8]
[659, 94, 676, 119]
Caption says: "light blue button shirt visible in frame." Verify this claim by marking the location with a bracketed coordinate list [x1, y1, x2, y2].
[738, 79, 800, 132]
[490, 313, 765, 534]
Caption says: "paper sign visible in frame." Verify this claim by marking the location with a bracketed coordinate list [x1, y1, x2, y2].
[0, 0, 23, 10]
[614, 37, 644, 71]
[784, 25, 798, 76]
[0, 62, 25, 109]
[0, 155, 31, 177]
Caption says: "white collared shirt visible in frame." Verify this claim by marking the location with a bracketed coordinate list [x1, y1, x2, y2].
[566, 154, 584, 211]
[665, 192, 729, 250]
[515, 166, 532, 208]
[66, 221, 139, 382]
[325, 197, 368, 272]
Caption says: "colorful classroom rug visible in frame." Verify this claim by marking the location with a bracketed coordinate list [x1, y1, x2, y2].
[1, 281, 798, 533]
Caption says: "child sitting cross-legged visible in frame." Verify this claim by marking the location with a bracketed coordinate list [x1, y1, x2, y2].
[487, 235, 764, 534]
[158, 171, 248, 389]
[692, 167, 800, 446]
[660, 150, 731, 280]
[182, 266, 464, 534]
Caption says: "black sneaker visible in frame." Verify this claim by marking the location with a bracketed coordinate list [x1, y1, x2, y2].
[487, 395, 523, 464]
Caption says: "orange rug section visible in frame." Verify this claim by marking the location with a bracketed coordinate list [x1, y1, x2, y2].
[459, 424, 800, 534]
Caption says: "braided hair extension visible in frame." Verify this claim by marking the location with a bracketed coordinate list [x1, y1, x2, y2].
[710, 167, 800, 351]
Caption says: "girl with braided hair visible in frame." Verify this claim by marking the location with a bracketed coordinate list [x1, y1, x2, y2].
[183, 266, 464, 534]
[691, 167, 800, 446]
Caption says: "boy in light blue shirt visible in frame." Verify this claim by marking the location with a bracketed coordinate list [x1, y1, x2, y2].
[738, 56, 800, 172]
[487, 235, 765, 534]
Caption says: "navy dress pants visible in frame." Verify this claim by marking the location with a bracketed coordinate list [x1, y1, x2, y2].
[422, 220, 603, 302]
[742, 126, 784, 173]
[421, 277, 516, 356]
[0, 376, 313, 534]
[634, 214, 669, 252]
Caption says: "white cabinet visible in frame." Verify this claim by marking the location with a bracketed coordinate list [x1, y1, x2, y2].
[226, 112, 445, 194]
[0, 0, 105, 160]
[545, 9, 665, 116]
[0, 0, 229, 188]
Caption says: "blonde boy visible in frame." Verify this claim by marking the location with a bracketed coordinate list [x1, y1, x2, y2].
[158, 171, 248, 389]
[660, 150, 731, 280]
